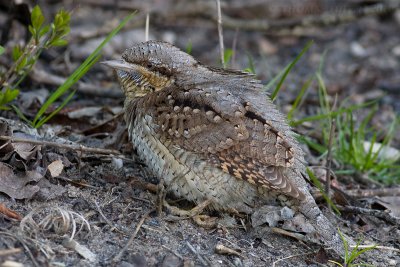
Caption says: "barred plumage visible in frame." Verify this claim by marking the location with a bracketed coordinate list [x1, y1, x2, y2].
[103, 40, 353, 255]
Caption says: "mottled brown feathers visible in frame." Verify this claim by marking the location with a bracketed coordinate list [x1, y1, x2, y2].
[103, 40, 350, 255]
[114, 41, 308, 200]
[125, 80, 306, 200]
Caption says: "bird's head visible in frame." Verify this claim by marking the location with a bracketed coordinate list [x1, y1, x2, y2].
[102, 41, 198, 98]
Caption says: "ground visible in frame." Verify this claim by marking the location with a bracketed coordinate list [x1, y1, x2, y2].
[0, 1, 399, 266]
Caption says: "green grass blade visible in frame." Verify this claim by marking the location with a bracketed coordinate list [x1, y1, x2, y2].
[185, 40, 192, 54]
[369, 117, 398, 167]
[297, 135, 326, 154]
[291, 100, 377, 126]
[363, 133, 377, 170]
[270, 40, 314, 101]
[287, 77, 312, 121]
[10, 104, 32, 124]
[245, 52, 256, 74]
[35, 90, 76, 128]
[337, 229, 349, 262]
[306, 168, 340, 215]
[264, 67, 286, 92]
[317, 50, 327, 75]
[349, 245, 376, 263]
[32, 11, 136, 127]
[316, 73, 330, 113]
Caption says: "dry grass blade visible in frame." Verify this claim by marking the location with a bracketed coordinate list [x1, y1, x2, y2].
[325, 94, 338, 210]
[215, 0, 225, 67]
[20, 206, 91, 240]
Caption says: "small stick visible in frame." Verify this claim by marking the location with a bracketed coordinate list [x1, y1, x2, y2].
[272, 227, 306, 242]
[94, 201, 126, 234]
[351, 245, 400, 253]
[325, 94, 337, 210]
[161, 245, 184, 260]
[186, 241, 211, 266]
[272, 251, 316, 267]
[56, 176, 99, 189]
[215, 243, 242, 258]
[112, 211, 152, 263]
[145, 13, 150, 41]
[231, 28, 239, 67]
[347, 187, 400, 198]
[0, 248, 22, 256]
[0, 203, 22, 220]
[337, 205, 400, 225]
[30, 68, 123, 99]
[215, 0, 225, 67]
[128, 176, 158, 193]
[0, 135, 121, 155]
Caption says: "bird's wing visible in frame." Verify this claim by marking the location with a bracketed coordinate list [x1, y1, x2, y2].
[146, 87, 305, 200]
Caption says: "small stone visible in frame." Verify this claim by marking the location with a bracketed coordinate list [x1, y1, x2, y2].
[126, 253, 147, 267]
[350, 42, 368, 57]
[161, 253, 182, 267]
[112, 158, 123, 169]
[392, 45, 400, 56]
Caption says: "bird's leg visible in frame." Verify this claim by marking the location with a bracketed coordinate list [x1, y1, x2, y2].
[160, 170, 216, 226]
[156, 165, 171, 217]
[163, 199, 210, 217]
[156, 176, 166, 217]
[163, 199, 217, 228]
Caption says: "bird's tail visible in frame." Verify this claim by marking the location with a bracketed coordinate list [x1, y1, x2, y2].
[298, 196, 355, 256]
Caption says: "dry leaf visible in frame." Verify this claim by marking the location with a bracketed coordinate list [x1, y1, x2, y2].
[67, 107, 102, 119]
[36, 179, 66, 200]
[0, 162, 43, 199]
[251, 205, 294, 228]
[13, 142, 39, 161]
[1, 260, 24, 267]
[0, 203, 22, 220]
[62, 238, 97, 262]
[373, 197, 400, 217]
[47, 160, 64, 177]
[0, 120, 14, 154]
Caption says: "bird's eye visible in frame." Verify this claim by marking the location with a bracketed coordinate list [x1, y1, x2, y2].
[147, 63, 153, 68]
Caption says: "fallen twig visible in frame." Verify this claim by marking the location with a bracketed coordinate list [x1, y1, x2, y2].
[325, 95, 337, 210]
[112, 210, 152, 263]
[186, 241, 212, 266]
[337, 205, 400, 225]
[128, 176, 158, 193]
[346, 187, 400, 198]
[94, 201, 126, 234]
[215, 243, 242, 258]
[0, 231, 40, 267]
[162, 245, 184, 260]
[0, 247, 22, 257]
[55, 176, 99, 189]
[0, 135, 121, 155]
[272, 251, 316, 267]
[218, 2, 400, 33]
[81, 0, 400, 34]
[30, 68, 123, 98]
[0, 203, 22, 220]
[272, 227, 306, 242]
[351, 245, 400, 253]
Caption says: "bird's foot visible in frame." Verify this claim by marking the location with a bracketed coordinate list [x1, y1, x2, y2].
[163, 199, 218, 228]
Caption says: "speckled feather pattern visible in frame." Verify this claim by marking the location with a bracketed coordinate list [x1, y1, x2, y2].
[112, 40, 351, 255]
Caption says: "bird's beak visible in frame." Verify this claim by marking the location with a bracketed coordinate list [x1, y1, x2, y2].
[101, 60, 135, 72]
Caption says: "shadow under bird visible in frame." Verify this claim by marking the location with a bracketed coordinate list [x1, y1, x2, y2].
[102, 40, 354, 256]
